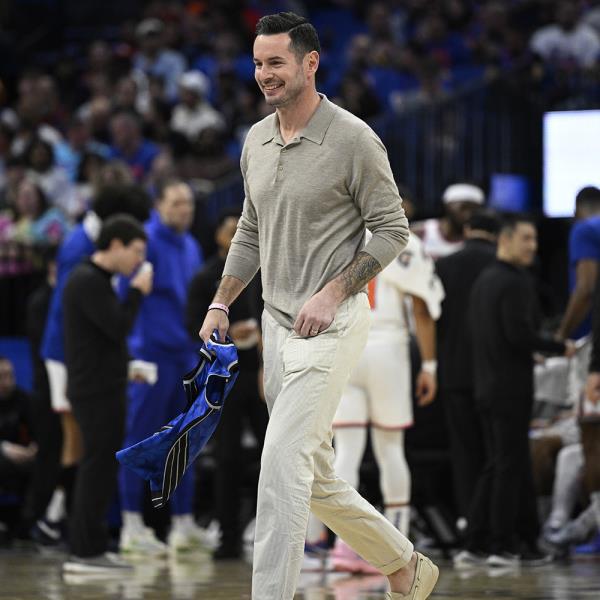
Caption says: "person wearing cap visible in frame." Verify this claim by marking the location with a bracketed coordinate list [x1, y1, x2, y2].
[412, 182, 485, 260]
[133, 18, 186, 103]
[171, 71, 226, 142]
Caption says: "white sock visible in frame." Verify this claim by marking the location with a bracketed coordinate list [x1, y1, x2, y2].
[371, 427, 411, 536]
[384, 505, 411, 537]
[172, 513, 195, 531]
[332, 426, 367, 489]
[45, 488, 66, 523]
[122, 511, 145, 533]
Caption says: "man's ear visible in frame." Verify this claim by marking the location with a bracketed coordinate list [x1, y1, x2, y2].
[306, 50, 319, 76]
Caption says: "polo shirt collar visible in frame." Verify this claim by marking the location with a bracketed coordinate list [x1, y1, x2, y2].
[261, 94, 336, 146]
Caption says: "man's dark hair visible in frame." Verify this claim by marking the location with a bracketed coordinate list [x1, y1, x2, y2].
[499, 213, 535, 236]
[156, 178, 190, 202]
[93, 183, 152, 222]
[575, 186, 600, 211]
[255, 12, 320, 61]
[96, 214, 147, 250]
[468, 208, 501, 235]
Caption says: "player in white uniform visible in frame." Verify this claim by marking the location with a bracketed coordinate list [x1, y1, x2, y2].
[327, 232, 445, 573]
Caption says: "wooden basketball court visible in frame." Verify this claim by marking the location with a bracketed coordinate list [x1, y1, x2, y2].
[2, 545, 599, 599]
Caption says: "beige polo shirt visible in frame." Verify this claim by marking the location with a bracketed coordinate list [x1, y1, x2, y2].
[223, 94, 409, 328]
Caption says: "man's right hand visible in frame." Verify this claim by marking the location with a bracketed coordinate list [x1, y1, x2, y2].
[131, 264, 153, 296]
[200, 309, 230, 343]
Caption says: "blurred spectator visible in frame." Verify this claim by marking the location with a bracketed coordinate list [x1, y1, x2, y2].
[462, 216, 572, 567]
[54, 117, 110, 184]
[530, 2, 600, 69]
[171, 71, 225, 141]
[118, 180, 204, 555]
[133, 18, 186, 103]
[23, 137, 80, 220]
[0, 357, 35, 508]
[178, 127, 237, 181]
[22, 251, 62, 537]
[333, 70, 381, 121]
[0, 156, 26, 213]
[11, 179, 70, 248]
[412, 182, 485, 260]
[436, 208, 500, 530]
[187, 209, 266, 559]
[108, 111, 160, 181]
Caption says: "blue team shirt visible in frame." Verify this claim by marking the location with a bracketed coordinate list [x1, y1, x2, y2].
[568, 215, 600, 338]
[125, 211, 204, 362]
[41, 224, 96, 362]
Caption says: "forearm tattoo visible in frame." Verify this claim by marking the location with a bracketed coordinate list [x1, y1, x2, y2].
[339, 251, 382, 298]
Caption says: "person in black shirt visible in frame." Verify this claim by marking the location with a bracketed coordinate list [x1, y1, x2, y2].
[187, 210, 267, 559]
[463, 215, 574, 567]
[21, 251, 63, 538]
[62, 215, 152, 572]
[436, 209, 499, 527]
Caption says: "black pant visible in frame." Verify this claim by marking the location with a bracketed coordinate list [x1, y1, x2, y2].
[467, 402, 539, 555]
[214, 367, 267, 546]
[69, 393, 125, 558]
[443, 389, 485, 519]
[21, 390, 62, 525]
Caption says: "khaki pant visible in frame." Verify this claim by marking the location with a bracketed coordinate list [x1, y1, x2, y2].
[252, 294, 413, 600]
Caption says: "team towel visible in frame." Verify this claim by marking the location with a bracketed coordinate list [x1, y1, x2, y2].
[116, 335, 239, 508]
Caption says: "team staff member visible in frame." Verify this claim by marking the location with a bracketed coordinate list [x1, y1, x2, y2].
[199, 12, 438, 600]
[118, 179, 204, 554]
[467, 215, 574, 566]
[187, 210, 267, 560]
[62, 215, 152, 572]
[436, 209, 499, 530]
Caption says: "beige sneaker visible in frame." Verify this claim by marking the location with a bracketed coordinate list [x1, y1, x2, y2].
[385, 552, 439, 599]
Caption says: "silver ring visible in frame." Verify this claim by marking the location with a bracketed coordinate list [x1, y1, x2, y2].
[310, 328, 319, 335]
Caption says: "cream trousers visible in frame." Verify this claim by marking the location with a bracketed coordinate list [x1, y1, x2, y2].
[252, 293, 413, 599]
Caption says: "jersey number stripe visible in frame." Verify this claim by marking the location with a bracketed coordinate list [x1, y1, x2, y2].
[368, 278, 376, 309]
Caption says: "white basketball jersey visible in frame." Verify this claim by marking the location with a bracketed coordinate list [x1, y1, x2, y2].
[367, 233, 444, 333]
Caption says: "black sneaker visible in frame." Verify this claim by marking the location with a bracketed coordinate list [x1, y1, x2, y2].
[30, 519, 63, 546]
[521, 550, 553, 567]
[63, 553, 133, 573]
[212, 541, 242, 560]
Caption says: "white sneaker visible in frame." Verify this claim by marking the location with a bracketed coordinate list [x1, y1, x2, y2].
[486, 552, 520, 568]
[119, 527, 168, 557]
[168, 523, 216, 552]
[453, 550, 487, 568]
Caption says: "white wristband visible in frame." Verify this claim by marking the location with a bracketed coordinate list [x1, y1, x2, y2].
[421, 360, 437, 376]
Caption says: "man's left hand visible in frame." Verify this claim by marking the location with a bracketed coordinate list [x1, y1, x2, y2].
[293, 289, 340, 337]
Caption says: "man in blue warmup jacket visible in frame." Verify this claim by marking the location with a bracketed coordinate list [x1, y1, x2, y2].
[118, 179, 204, 555]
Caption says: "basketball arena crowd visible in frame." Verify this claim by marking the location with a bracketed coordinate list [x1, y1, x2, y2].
[0, 0, 600, 575]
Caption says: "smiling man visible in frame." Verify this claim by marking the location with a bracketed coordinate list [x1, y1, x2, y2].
[198, 12, 438, 600]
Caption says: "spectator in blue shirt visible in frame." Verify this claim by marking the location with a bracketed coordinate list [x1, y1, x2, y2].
[132, 18, 186, 104]
[118, 179, 205, 555]
[108, 111, 160, 182]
